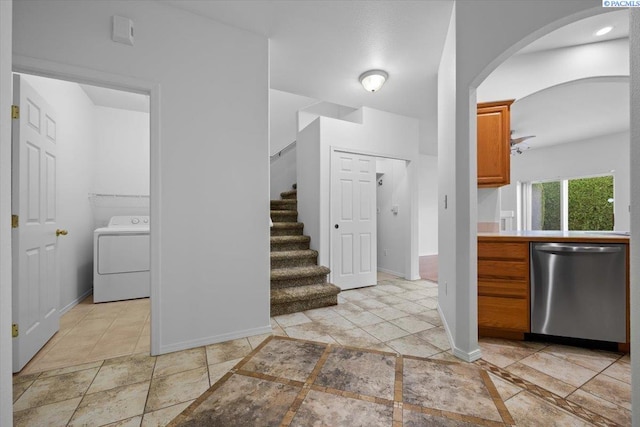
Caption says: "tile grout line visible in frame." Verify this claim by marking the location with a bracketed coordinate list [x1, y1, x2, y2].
[64, 359, 105, 426]
[392, 354, 403, 427]
[479, 369, 514, 425]
[476, 359, 620, 427]
[279, 341, 333, 427]
[140, 354, 159, 420]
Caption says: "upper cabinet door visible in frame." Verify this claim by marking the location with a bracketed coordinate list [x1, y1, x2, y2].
[477, 100, 514, 188]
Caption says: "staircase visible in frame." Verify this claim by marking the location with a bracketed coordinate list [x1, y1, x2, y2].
[270, 185, 341, 316]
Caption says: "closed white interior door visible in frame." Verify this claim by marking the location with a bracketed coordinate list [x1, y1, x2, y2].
[331, 150, 377, 290]
[12, 74, 60, 372]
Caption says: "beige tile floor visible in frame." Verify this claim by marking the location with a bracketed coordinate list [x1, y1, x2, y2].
[17, 295, 151, 376]
[12, 272, 631, 426]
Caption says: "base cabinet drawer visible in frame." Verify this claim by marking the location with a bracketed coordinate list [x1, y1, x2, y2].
[478, 296, 528, 332]
[478, 260, 528, 280]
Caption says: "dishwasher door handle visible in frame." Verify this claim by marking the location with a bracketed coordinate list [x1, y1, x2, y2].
[536, 244, 621, 254]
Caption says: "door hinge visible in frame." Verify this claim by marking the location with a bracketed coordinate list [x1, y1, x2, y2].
[12, 324, 18, 338]
[11, 214, 18, 229]
[11, 105, 19, 119]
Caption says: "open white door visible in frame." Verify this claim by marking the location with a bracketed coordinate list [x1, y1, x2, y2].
[12, 74, 61, 372]
[331, 150, 377, 290]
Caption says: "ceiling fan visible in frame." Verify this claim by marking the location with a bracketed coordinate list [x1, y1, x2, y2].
[510, 131, 536, 155]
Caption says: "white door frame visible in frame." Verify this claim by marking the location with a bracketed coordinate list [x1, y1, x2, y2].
[329, 146, 417, 282]
[12, 55, 162, 356]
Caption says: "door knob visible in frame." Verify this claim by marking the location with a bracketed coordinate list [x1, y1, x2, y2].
[335, 224, 339, 229]
[56, 229, 68, 237]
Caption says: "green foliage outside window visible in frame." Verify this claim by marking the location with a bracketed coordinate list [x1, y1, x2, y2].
[533, 176, 614, 231]
[568, 176, 614, 231]
[539, 181, 561, 230]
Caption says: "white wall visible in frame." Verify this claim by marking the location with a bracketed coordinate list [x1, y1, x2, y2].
[20, 74, 97, 312]
[270, 89, 315, 154]
[419, 76, 439, 155]
[13, 0, 270, 354]
[298, 101, 361, 132]
[441, 0, 602, 362]
[270, 147, 297, 200]
[296, 119, 322, 253]
[477, 189, 501, 225]
[270, 89, 316, 199]
[0, 1, 12, 424]
[376, 158, 410, 276]
[94, 106, 149, 196]
[92, 105, 150, 229]
[629, 9, 639, 424]
[502, 132, 630, 231]
[418, 154, 438, 256]
[297, 107, 420, 280]
[437, 4, 458, 354]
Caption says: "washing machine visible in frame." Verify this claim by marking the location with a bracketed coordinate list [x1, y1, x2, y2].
[93, 215, 150, 303]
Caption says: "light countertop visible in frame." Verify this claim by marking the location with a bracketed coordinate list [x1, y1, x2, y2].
[478, 230, 630, 243]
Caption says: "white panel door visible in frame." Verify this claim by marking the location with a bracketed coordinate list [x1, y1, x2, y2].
[331, 151, 376, 290]
[12, 75, 60, 372]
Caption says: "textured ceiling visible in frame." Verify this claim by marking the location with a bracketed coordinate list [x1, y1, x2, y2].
[163, 0, 454, 121]
[511, 77, 629, 151]
[85, 3, 629, 155]
[519, 9, 628, 54]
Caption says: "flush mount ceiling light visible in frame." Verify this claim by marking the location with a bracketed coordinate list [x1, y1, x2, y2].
[595, 26, 613, 36]
[359, 70, 388, 92]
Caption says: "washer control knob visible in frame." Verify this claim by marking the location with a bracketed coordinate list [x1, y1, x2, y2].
[132, 218, 140, 224]
[143, 218, 149, 224]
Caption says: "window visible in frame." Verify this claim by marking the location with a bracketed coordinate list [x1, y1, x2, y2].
[523, 175, 614, 231]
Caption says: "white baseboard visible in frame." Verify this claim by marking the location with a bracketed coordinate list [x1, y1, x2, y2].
[60, 288, 93, 315]
[158, 325, 272, 355]
[453, 347, 482, 363]
[377, 267, 404, 277]
[437, 303, 483, 363]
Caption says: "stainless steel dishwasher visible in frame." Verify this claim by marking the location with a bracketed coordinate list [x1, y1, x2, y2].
[530, 242, 626, 343]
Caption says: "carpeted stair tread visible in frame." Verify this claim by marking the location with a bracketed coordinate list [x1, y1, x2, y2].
[270, 199, 297, 210]
[270, 210, 298, 222]
[271, 249, 318, 269]
[271, 283, 340, 304]
[271, 235, 310, 244]
[271, 265, 330, 281]
[271, 222, 303, 230]
[280, 189, 297, 199]
[271, 250, 318, 261]
[270, 209, 297, 215]
[270, 222, 304, 237]
[269, 185, 339, 315]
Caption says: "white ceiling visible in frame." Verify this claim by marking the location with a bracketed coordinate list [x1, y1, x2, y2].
[80, 84, 149, 113]
[163, 0, 454, 121]
[519, 9, 628, 54]
[83, 4, 629, 155]
[511, 77, 629, 151]
[507, 10, 629, 152]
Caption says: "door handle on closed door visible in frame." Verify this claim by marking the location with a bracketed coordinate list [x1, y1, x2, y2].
[56, 229, 68, 237]
[335, 224, 339, 229]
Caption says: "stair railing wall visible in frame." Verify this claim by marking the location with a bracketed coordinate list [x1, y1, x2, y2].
[270, 140, 297, 200]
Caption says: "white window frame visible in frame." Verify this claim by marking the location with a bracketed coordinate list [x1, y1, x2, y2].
[519, 173, 614, 232]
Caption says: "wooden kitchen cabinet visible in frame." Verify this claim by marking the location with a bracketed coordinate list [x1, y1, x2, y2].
[477, 100, 514, 188]
[477, 239, 529, 339]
